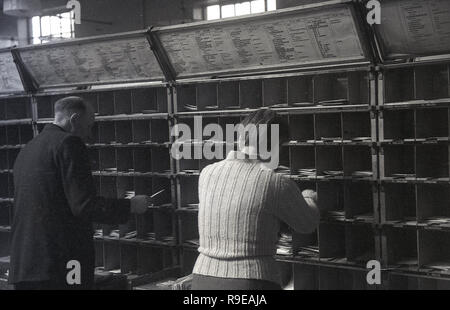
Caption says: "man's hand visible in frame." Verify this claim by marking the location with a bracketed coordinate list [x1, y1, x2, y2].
[302, 189, 318, 208]
[130, 195, 151, 214]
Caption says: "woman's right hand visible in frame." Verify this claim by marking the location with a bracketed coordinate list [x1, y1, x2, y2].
[302, 189, 318, 208]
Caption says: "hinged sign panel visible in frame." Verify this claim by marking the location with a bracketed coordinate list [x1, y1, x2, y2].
[0, 49, 24, 94]
[153, 0, 370, 79]
[374, 0, 450, 61]
[17, 31, 165, 89]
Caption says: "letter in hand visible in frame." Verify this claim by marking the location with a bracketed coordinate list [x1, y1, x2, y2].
[302, 189, 318, 208]
[130, 195, 151, 214]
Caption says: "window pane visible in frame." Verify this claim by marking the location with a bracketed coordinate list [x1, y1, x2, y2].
[50, 16, 61, 36]
[250, 0, 265, 13]
[206, 5, 220, 20]
[60, 16, 71, 34]
[221, 4, 235, 18]
[61, 12, 71, 19]
[251, 0, 265, 13]
[31, 16, 41, 39]
[71, 10, 75, 36]
[40, 16, 51, 37]
[236, 2, 251, 16]
[267, 0, 277, 11]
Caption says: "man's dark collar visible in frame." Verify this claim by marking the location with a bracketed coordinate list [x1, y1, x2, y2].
[44, 123, 68, 133]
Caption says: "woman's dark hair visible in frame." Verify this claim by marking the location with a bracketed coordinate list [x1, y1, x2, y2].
[239, 108, 289, 153]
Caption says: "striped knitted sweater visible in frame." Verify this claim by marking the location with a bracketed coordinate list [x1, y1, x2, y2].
[193, 151, 320, 285]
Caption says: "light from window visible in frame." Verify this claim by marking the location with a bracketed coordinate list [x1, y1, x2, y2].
[235, 2, 251, 16]
[31, 15, 41, 44]
[40, 16, 51, 38]
[206, 0, 276, 20]
[267, 0, 277, 11]
[221, 4, 235, 18]
[31, 10, 75, 44]
[207, 5, 221, 20]
[250, 0, 265, 14]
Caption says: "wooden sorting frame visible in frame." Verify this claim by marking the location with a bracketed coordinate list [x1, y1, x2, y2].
[1, 0, 450, 289]
[152, 0, 372, 80]
[171, 66, 382, 281]
[0, 84, 181, 287]
[377, 59, 450, 281]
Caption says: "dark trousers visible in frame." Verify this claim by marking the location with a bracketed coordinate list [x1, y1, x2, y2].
[192, 274, 282, 290]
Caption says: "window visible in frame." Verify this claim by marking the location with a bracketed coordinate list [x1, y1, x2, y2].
[31, 11, 75, 44]
[206, 0, 276, 20]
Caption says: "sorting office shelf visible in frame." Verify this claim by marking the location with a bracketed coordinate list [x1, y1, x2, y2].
[293, 264, 319, 290]
[174, 71, 372, 113]
[344, 182, 376, 220]
[388, 273, 450, 290]
[0, 203, 11, 231]
[292, 229, 318, 260]
[90, 120, 170, 146]
[0, 231, 10, 258]
[318, 222, 346, 261]
[313, 221, 379, 267]
[136, 245, 164, 275]
[381, 227, 418, 268]
[380, 109, 415, 141]
[416, 108, 449, 140]
[171, 66, 379, 286]
[153, 208, 175, 243]
[94, 239, 104, 267]
[384, 68, 415, 103]
[120, 242, 138, 274]
[345, 224, 377, 264]
[35, 87, 169, 121]
[289, 115, 314, 142]
[380, 144, 449, 181]
[180, 247, 199, 276]
[415, 65, 450, 101]
[383, 65, 450, 104]
[320, 267, 371, 290]
[289, 146, 315, 175]
[316, 146, 343, 176]
[416, 184, 450, 222]
[380, 145, 415, 179]
[90, 146, 172, 175]
[380, 183, 417, 224]
[0, 96, 32, 121]
[317, 182, 344, 218]
[0, 173, 13, 200]
[380, 107, 449, 142]
[177, 210, 199, 248]
[29, 83, 179, 279]
[290, 262, 373, 290]
[418, 229, 450, 273]
[103, 239, 121, 271]
[177, 175, 199, 208]
[36, 95, 57, 119]
[416, 145, 449, 180]
[264, 78, 287, 107]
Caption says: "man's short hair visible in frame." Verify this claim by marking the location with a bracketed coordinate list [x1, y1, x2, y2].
[54, 96, 87, 117]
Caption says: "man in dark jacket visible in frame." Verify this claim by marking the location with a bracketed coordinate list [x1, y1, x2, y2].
[9, 96, 149, 290]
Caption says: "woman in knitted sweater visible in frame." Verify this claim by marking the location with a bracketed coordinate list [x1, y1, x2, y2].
[191, 109, 320, 290]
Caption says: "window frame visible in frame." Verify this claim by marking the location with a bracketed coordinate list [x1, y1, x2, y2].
[29, 10, 75, 45]
[204, 0, 276, 21]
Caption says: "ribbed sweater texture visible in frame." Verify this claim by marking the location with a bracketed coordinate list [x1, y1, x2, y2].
[193, 153, 319, 284]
